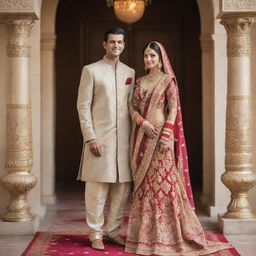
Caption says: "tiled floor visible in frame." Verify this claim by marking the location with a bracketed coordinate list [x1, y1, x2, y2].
[0, 182, 256, 256]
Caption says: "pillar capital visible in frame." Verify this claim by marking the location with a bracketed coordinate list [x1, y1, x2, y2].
[220, 16, 255, 57]
[220, 16, 255, 35]
[5, 18, 35, 57]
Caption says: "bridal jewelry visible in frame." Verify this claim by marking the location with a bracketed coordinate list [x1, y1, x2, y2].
[141, 71, 164, 89]
[140, 71, 165, 101]
[158, 62, 163, 70]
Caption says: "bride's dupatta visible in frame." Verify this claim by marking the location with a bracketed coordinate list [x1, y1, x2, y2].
[130, 42, 195, 208]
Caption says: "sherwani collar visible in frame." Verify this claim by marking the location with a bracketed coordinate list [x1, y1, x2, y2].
[103, 55, 120, 68]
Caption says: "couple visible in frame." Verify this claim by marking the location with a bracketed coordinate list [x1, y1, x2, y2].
[77, 27, 232, 255]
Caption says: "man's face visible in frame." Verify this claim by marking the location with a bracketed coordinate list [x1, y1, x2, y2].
[103, 34, 125, 59]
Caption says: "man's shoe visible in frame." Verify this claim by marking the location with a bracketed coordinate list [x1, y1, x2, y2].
[107, 235, 126, 246]
[91, 239, 105, 250]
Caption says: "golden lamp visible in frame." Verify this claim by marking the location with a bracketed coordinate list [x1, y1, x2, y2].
[106, 0, 152, 24]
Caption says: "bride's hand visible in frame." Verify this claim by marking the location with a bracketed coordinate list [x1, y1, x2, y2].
[142, 121, 158, 138]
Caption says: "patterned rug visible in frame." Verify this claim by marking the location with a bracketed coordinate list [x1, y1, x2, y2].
[22, 231, 240, 256]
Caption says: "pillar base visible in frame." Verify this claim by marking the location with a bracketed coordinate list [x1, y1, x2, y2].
[0, 215, 39, 235]
[208, 205, 226, 217]
[218, 214, 256, 234]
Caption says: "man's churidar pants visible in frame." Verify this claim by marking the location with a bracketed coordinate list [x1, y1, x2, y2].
[85, 181, 131, 241]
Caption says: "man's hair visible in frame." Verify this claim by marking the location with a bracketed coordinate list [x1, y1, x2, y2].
[104, 27, 125, 42]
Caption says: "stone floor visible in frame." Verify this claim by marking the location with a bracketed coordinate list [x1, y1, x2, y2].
[0, 182, 256, 256]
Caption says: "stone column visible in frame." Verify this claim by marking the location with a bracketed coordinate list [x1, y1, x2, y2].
[1, 18, 37, 222]
[41, 33, 56, 204]
[220, 16, 256, 220]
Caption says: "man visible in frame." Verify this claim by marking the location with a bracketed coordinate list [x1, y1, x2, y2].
[77, 27, 135, 251]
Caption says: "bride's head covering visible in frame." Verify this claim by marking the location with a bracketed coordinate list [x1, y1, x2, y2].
[144, 41, 195, 208]
[143, 41, 175, 77]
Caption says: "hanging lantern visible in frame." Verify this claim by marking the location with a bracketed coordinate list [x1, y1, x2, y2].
[106, 0, 152, 24]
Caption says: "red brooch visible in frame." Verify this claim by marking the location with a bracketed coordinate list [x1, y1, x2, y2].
[125, 77, 133, 85]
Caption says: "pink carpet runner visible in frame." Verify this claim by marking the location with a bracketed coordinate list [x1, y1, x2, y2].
[22, 231, 240, 256]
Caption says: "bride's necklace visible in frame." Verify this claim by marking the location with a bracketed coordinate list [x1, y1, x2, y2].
[140, 71, 164, 101]
[141, 71, 164, 91]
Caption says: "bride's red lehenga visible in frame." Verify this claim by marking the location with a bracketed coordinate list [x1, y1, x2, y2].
[125, 42, 232, 256]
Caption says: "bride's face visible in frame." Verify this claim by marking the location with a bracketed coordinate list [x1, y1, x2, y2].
[144, 47, 160, 70]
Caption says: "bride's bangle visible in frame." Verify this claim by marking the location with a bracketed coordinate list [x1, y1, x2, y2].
[161, 121, 174, 139]
[163, 121, 174, 130]
[132, 111, 139, 121]
[136, 115, 145, 126]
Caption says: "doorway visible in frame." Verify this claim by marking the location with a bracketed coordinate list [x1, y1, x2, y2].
[55, 0, 202, 192]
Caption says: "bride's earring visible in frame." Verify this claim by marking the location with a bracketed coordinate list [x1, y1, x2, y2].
[158, 62, 162, 70]
[144, 66, 149, 74]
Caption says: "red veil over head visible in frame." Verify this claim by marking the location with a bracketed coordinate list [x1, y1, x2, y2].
[154, 41, 195, 208]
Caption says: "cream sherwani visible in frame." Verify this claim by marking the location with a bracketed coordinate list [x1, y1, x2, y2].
[77, 56, 135, 240]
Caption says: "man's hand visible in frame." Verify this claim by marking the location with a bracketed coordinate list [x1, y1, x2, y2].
[88, 140, 103, 157]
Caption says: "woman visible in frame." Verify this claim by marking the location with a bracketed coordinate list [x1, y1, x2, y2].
[125, 42, 232, 256]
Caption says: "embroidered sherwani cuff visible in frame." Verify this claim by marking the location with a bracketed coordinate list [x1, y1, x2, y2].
[83, 132, 97, 143]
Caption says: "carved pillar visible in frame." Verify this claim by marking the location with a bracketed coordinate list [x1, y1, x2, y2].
[220, 16, 256, 219]
[1, 18, 37, 221]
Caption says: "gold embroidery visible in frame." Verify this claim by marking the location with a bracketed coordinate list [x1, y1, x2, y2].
[131, 74, 172, 193]
[126, 146, 232, 255]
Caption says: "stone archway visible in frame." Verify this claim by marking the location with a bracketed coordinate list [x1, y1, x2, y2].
[40, 0, 225, 213]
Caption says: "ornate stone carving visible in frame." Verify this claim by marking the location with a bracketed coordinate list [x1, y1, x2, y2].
[225, 96, 252, 153]
[0, 0, 33, 10]
[6, 19, 34, 57]
[220, 14, 256, 219]
[223, 94, 255, 217]
[227, 35, 251, 56]
[221, 17, 255, 34]
[225, 153, 253, 169]
[226, 96, 251, 129]
[1, 172, 37, 221]
[1, 103, 36, 221]
[1, 17, 37, 221]
[224, 0, 256, 10]
[226, 129, 252, 150]
[221, 171, 256, 218]
[221, 17, 255, 57]
[6, 104, 33, 172]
